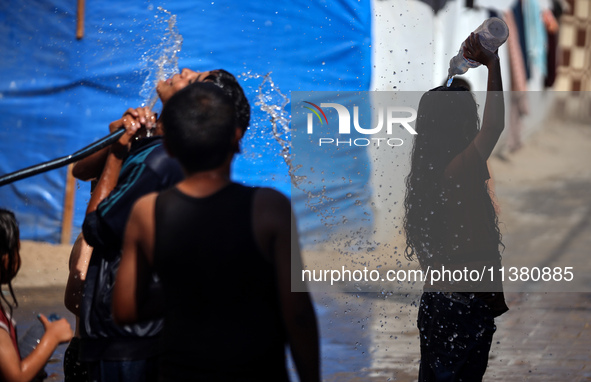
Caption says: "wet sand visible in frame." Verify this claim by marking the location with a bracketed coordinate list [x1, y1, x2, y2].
[13, 289, 591, 381]
[11, 117, 591, 380]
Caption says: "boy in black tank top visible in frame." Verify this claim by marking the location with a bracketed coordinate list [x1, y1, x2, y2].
[112, 82, 320, 381]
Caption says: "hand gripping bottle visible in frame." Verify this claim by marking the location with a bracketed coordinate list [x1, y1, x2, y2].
[18, 313, 61, 358]
[17, 313, 61, 381]
[447, 17, 509, 84]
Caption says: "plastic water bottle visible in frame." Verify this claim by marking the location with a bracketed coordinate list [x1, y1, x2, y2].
[18, 313, 61, 358]
[447, 17, 509, 84]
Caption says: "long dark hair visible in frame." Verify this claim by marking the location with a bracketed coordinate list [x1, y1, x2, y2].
[403, 87, 502, 268]
[0, 208, 21, 316]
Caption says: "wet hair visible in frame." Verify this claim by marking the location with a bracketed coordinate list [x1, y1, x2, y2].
[403, 86, 502, 267]
[161, 81, 237, 174]
[0, 208, 21, 314]
[207, 69, 250, 132]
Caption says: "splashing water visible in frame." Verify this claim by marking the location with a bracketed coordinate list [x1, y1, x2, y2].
[244, 72, 334, 217]
[446, 75, 454, 87]
[243, 72, 303, 186]
[139, 7, 183, 136]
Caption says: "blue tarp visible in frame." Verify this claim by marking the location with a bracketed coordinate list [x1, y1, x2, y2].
[0, 0, 372, 244]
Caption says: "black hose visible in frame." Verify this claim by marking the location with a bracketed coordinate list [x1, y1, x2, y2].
[0, 129, 126, 187]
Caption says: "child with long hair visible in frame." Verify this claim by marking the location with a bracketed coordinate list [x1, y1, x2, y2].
[0, 208, 73, 382]
[404, 33, 508, 381]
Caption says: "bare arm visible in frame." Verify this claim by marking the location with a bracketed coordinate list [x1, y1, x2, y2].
[72, 147, 110, 181]
[464, 32, 505, 160]
[112, 193, 158, 325]
[253, 188, 320, 382]
[0, 315, 72, 382]
[64, 233, 93, 316]
[73, 113, 125, 181]
[85, 107, 156, 214]
[73, 107, 157, 182]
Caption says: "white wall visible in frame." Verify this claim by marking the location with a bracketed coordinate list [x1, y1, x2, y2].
[369, 0, 533, 246]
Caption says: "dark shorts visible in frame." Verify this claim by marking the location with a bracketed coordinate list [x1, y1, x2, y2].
[64, 337, 88, 382]
[417, 292, 496, 382]
[86, 358, 158, 382]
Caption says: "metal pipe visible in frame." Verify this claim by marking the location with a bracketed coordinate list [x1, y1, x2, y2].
[0, 129, 125, 187]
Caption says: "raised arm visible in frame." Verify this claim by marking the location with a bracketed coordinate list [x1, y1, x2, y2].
[82, 107, 160, 250]
[85, 107, 156, 214]
[73, 107, 155, 181]
[464, 32, 505, 160]
[253, 188, 320, 382]
[72, 147, 109, 181]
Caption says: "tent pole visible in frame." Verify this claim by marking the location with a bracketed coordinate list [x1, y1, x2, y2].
[61, 164, 76, 245]
[76, 0, 85, 39]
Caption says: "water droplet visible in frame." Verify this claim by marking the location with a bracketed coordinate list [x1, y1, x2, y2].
[446, 76, 455, 87]
[140, 7, 183, 110]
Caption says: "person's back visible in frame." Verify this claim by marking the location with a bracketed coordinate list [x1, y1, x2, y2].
[154, 183, 289, 381]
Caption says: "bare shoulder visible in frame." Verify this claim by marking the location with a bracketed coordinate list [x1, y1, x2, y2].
[252, 188, 292, 260]
[254, 187, 290, 209]
[135, 192, 158, 209]
[253, 187, 292, 225]
[127, 192, 158, 239]
[130, 192, 158, 222]
[125, 192, 159, 263]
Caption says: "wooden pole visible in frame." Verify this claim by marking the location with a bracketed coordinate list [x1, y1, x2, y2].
[76, 0, 85, 40]
[61, 164, 76, 245]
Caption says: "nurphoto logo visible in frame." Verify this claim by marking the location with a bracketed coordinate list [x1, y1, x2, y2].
[303, 100, 418, 147]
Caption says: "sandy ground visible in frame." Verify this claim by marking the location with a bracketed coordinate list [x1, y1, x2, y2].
[13, 241, 72, 288]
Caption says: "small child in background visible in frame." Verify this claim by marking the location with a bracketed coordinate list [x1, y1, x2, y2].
[0, 208, 73, 381]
